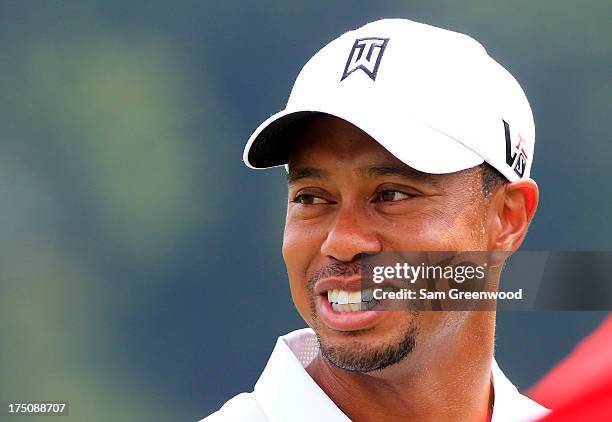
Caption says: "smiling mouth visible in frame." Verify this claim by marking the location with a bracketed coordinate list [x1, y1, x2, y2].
[324, 286, 397, 312]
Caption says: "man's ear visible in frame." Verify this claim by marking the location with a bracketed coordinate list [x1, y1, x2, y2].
[489, 179, 539, 252]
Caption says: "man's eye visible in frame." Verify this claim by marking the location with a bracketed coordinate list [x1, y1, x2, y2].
[293, 194, 329, 205]
[376, 190, 413, 202]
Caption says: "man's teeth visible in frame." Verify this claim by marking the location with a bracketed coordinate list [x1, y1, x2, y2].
[326, 288, 376, 312]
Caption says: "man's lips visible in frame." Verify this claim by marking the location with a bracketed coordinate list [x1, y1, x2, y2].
[314, 275, 405, 295]
[313, 276, 396, 331]
[314, 276, 363, 295]
[316, 294, 386, 331]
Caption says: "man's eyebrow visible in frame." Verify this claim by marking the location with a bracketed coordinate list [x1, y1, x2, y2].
[287, 167, 329, 185]
[357, 164, 438, 184]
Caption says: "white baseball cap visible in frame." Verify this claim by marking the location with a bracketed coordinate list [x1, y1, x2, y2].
[243, 18, 535, 181]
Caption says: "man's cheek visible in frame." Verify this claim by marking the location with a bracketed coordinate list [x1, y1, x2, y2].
[282, 236, 313, 324]
[289, 279, 312, 325]
[283, 225, 321, 277]
[282, 224, 303, 262]
[282, 235, 305, 278]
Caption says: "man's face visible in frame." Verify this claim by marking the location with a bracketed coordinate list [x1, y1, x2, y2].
[283, 115, 493, 372]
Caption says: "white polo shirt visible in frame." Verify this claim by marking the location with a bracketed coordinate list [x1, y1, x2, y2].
[203, 328, 549, 422]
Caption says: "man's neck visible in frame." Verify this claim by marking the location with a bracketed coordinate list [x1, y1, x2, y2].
[306, 321, 495, 421]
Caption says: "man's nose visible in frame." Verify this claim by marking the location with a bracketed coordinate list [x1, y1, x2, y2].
[320, 206, 382, 263]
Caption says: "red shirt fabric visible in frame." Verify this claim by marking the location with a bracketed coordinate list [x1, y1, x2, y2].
[527, 315, 612, 420]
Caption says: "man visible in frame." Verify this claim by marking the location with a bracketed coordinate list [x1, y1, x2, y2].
[205, 18, 549, 421]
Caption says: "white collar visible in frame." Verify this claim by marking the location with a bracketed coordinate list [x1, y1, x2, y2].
[253, 328, 549, 422]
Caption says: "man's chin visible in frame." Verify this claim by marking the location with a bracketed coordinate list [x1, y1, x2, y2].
[313, 319, 419, 373]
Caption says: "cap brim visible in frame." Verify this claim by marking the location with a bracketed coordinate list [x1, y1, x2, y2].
[243, 108, 485, 174]
[243, 110, 319, 169]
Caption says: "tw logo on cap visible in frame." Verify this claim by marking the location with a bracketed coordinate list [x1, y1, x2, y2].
[341, 37, 389, 82]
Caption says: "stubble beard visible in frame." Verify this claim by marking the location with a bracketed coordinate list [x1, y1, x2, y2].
[308, 288, 419, 373]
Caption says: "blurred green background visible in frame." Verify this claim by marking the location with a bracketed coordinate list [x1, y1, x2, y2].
[0, 1, 610, 421]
